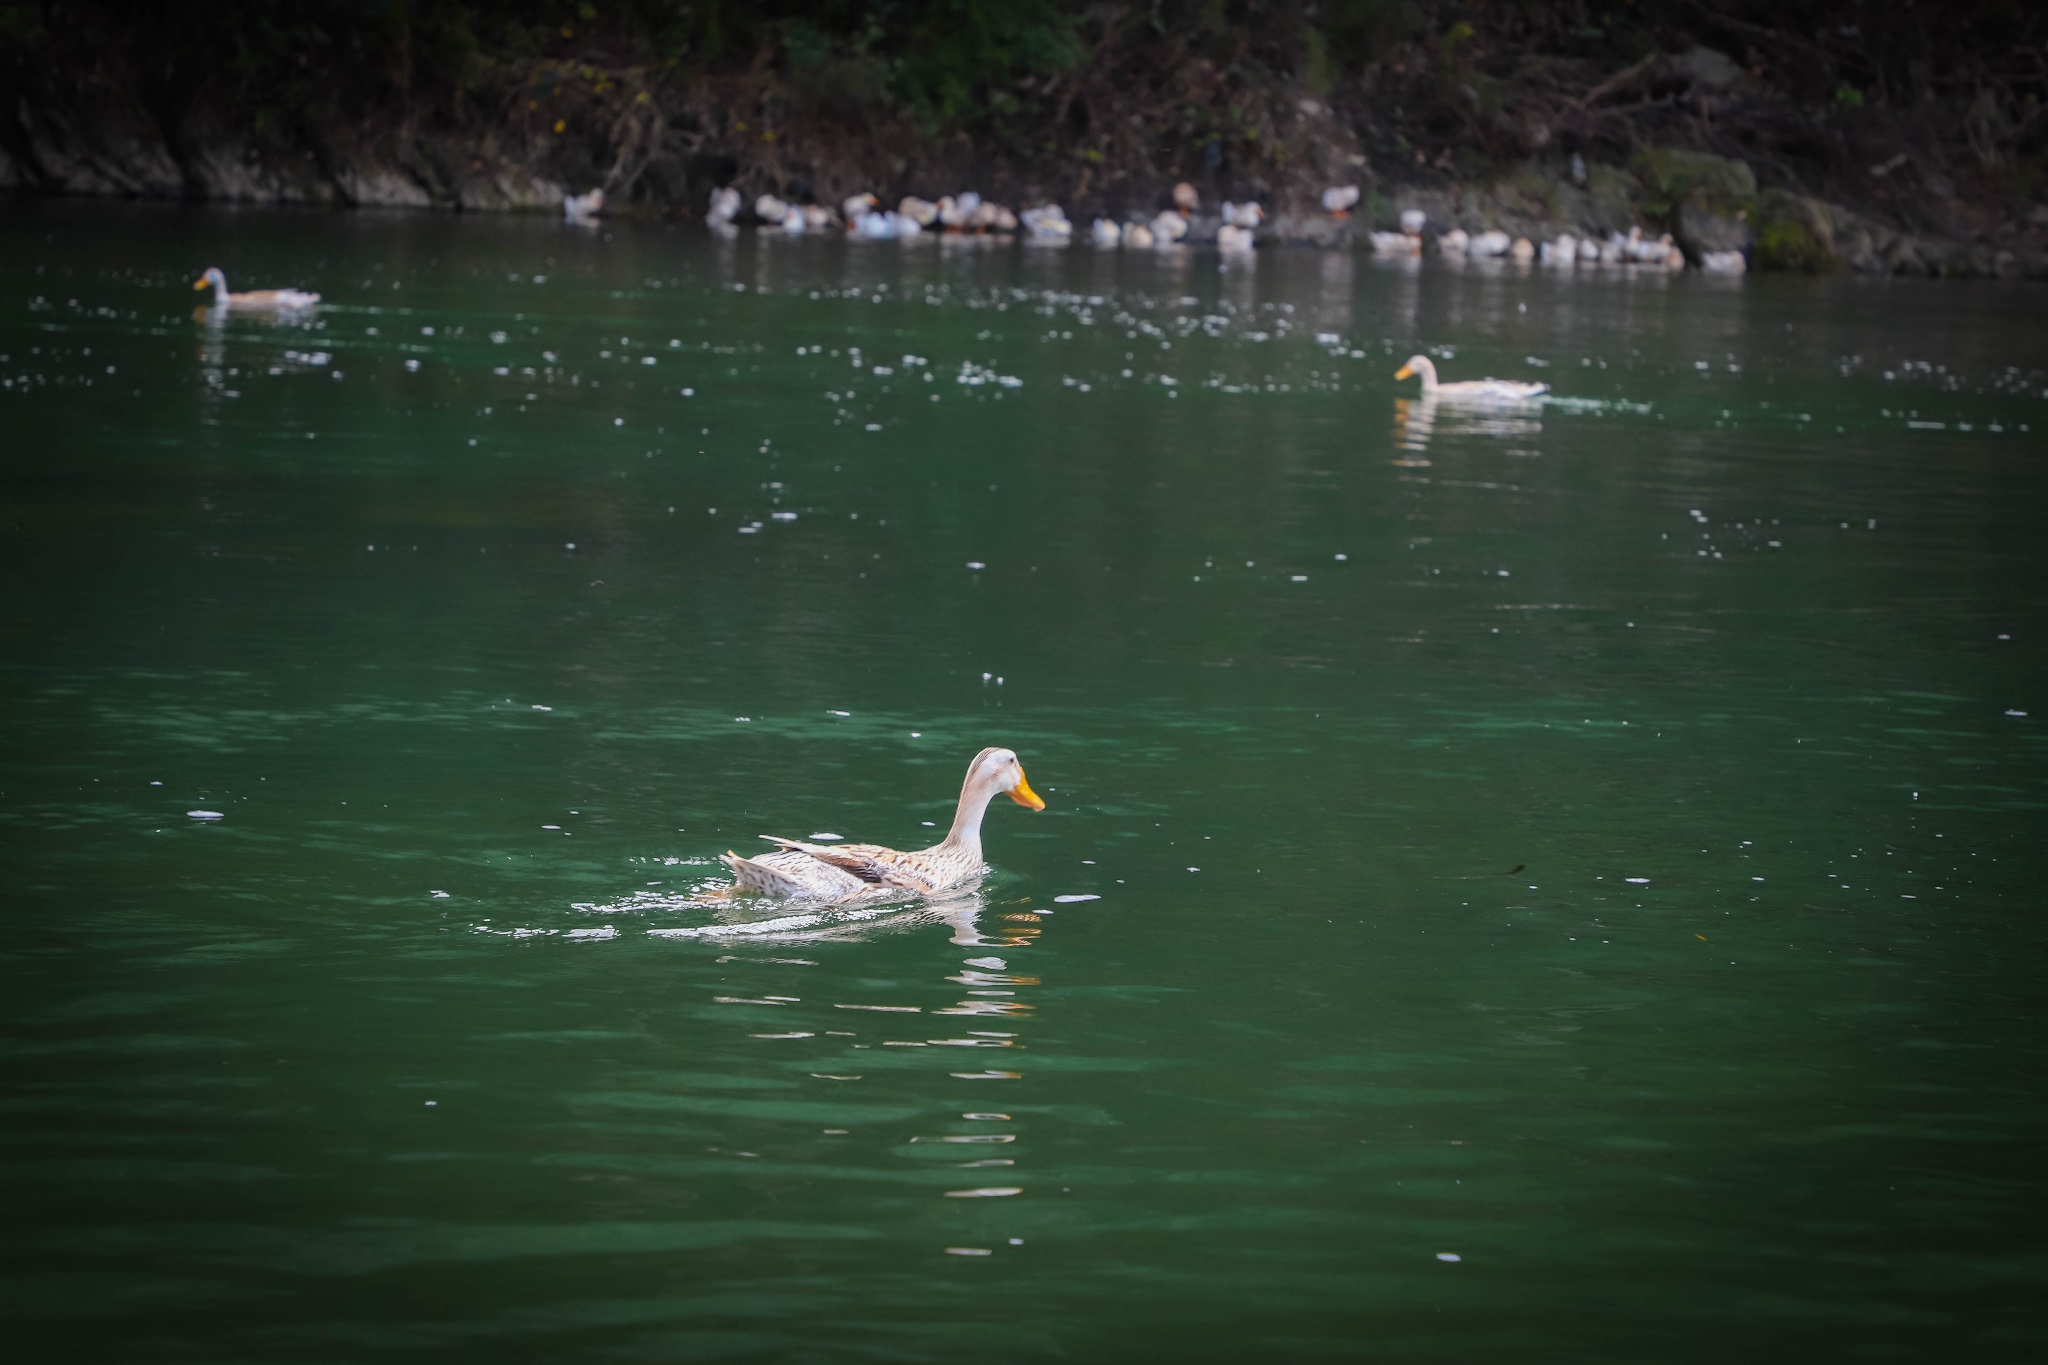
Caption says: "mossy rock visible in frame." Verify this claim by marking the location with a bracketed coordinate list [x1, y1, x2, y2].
[1752, 188, 1840, 272]
[1633, 147, 1756, 218]
[1583, 163, 1639, 235]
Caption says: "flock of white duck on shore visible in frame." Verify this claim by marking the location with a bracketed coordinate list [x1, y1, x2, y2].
[676, 180, 1743, 271]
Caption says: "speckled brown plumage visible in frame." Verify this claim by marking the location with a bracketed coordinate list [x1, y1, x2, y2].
[721, 747, 1046, 900]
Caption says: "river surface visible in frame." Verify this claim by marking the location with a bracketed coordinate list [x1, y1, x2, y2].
[3, 202, 2045, 1362]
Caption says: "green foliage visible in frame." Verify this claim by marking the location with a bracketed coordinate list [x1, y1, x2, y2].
[1835, 83, 1864, 110]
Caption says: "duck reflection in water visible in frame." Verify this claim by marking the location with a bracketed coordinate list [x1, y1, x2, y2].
[1393, 395, 1545, 467]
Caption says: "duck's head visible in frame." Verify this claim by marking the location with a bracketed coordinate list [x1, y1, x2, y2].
[193, 267, 225, 292]
[1394, 355, 1435, 383]
[965, 747, 1045, 811]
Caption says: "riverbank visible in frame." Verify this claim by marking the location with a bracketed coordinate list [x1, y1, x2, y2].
[3, 2, 2043, 278]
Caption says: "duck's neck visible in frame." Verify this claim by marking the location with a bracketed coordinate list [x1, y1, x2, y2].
[1414, 358, 1439, 393]
[938, 776, 999, 857]
[207, 274, 229, 306]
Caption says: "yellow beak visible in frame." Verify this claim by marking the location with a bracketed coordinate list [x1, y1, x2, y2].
[1394, 364, 1414, 380]
[1009, 774, 1046, 811]
[193, 278, 209, 290]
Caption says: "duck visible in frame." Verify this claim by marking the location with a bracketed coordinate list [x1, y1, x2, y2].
[1173, 181, 1200, 214]
[1367, 230, 1420, 257]
[192, 267, 319, 311]
[898, 196, 940, 227]
[707, 186, 741, 226]
[1091, 217, 1122, 248]
[1021, 203, 1072, 244]
[1509, 236, 1536, 264]
[1322, 184, 1361, 217]
[722, 748, 1046, 899]
[1540, 233, 1578, 266]
[1123, 221, 1157, 249]
[1438, 228, 1471, 255]
[1151, 210, 1189, 244]
[1471, 229, 1512, 257]
[1393, 355, 1548, 404]
[843, 192, 880, 224]
[754, 193, 789, 226]
[564, 188, 604, 222]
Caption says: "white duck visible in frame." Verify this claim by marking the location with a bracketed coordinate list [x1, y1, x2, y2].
[1322, 184, 1361, 216]
[707, 186, 741, 226]
[1021, 204, 1072, 243]
[564, 188, 604, 222]
[1367, 230, 1420, 257]
[1394, 355, 1548, 404]
[723, 748, 1046, 899]
[192, 268, 319, 311]
[1151, 210, 1189, 244]
[1091, 217, 1122, 248]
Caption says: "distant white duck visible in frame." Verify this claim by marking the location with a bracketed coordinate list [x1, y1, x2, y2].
[1091, 217, 1122, 248]
[898, 196, 940, 227]
[564, 188, 604, 222]
[1367, 230, 1420, 256]
[1471, 229, 1512, 257]
[1152, 210, 1189, 244]
[1510, 236, 1536, 263]
[1021, 203, 1072, 244]
[1173, 181, 1200, 214]
[1700, 250, 1747, 274]
[855, 210, 899, 240]
[803, 204, 832, 230]
[707, 186, 741, 226]
[781, 209, 807, 236]
[754, 193, 789, 226]
[1322, 184, 1361, 217]
[939, 193, 976, 230]
[1123, 221, 1157, 249]
[1220, 201, 1263, 228]
[1217, 223, 1255, 253]
[192, 267, 319, 311]
[1578, 235, 1600, 262]
[1438, 228, 1471, 255]
[1540, 233, 1577, 265]
[1394, 355, 1548, 404]
[843, 192, 879, 223]
[1399, 208, 1426, 236]
[888, 211, 924, 238]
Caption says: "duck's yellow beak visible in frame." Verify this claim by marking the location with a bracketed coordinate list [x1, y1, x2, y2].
[193, 277, 209, 290]
[1009, 773, 1046, 811]
[1394, 364, 1414, 380]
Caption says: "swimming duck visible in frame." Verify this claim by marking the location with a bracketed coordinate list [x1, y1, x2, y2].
[564, 188, 604, 222]
[1394, 355, 1548, 403]
[192, 268, 319, 311]
[722, 748, 1046, 899]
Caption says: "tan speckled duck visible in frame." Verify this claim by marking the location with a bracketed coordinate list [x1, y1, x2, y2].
[722, 747, 1046, 899]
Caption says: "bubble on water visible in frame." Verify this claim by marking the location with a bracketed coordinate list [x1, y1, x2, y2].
[1625, 877, 1650, 884]
[809, 833, 844, 841]
[430, 890, 451, 899]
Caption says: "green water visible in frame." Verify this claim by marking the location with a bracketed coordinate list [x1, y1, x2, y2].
[3, 202, 2045, 1361]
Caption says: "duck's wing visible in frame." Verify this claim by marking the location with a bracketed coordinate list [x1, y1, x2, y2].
[723, 848, 866, 898]
[757, 837, 945, 892]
